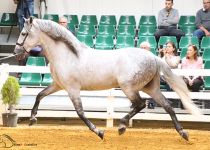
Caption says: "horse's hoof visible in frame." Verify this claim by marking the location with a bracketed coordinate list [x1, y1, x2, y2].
[180, 130, 189, 141]
[29, 118, 37, 126]
[118, 124, 126, 135]
[98, 130, 104, 140]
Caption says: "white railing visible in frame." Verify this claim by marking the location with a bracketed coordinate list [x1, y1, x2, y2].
[1, 64, 210, 127]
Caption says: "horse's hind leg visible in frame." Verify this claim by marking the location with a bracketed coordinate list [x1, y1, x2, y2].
[67, 89, 104, 140]
[143, 77, 189, 141]
[29, 84, 60, 126]
[118, 91, 146, 135]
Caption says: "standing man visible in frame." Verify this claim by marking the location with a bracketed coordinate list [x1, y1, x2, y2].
[193, 0, 210, 40]
[15, 0, 34, 31]
[154, 0, 184, 42]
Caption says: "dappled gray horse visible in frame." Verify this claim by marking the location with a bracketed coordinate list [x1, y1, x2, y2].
[14, 17, 201, 141]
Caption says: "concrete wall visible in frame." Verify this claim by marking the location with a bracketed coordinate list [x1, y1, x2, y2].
[0, 0, 203, 22]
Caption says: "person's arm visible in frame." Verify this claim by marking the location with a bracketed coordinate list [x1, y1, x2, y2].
[158, 10, 167, 26]
[195, 10, 210, 36]
[165, 55, 180, 69]
[199, 25, 210, 36]
[165, 9, 179, 25]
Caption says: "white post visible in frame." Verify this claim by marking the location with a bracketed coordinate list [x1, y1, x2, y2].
[106, 95, 114, 127]
[0, 64, 9, 125]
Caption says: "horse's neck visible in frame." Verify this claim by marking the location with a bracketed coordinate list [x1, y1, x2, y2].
[40, 33, 82, 65]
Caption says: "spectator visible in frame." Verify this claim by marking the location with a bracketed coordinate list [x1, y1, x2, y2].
[193, 0, 210, 40]
[59, 16, 75, 35]
[159, 41, 180, 91]
[181, 45, 204, 92]
[154, 0, 185, 42]
[140, 41, 151, 51]
[159, 41, 180, 69]
[15, 0, 34, 31]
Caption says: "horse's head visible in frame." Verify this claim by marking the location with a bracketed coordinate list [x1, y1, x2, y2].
[14, 17, 41, 55]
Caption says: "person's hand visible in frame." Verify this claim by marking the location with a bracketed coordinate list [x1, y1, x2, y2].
[15, 53, 26, 60]
[165, 53, 170, 58]
[188, 79, 193, 86]
[205, 31, 210, 36]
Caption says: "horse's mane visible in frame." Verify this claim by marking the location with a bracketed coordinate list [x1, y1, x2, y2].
[35, 19, 78, 56]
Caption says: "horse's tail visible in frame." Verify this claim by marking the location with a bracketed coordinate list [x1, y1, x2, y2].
[155, 57, 202, 116]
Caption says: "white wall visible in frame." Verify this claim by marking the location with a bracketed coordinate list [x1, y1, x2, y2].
[0, 0, 203, 23]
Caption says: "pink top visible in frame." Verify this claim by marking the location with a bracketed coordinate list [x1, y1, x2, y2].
[181, 57, 203, 69]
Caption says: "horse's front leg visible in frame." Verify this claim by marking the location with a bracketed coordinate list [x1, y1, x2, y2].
[119, 95, 146, 135]
[29, 84, 60, 126]
[68, 90, 104, 140]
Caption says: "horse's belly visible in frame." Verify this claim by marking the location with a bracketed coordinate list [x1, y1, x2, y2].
[80, 77, 119, 90]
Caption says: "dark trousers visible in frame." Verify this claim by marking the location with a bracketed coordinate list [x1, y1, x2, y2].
[154, 26, 185, 42]
[183, 77, 204, 92]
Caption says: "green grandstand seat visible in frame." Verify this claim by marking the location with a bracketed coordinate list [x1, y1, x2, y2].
[19, 57, 46, 86]
[26, 56, 36, 66]
[204, 77, 210, 90]
[26, 56, 46, 66]
[202, 48, 210, 62]
[43, 14, 59, 22]
[77, 34, 94, 48]
[36, 57, 46, 66]
[138, 15, 157, 27]
[179, 36, 199, 49]
[98, 25, 116, 36]
[99, 15, 117, 26]
[80, 15, 98, 26]
[0, 13, 18, 42]
[138, 25, 157, 36]
[115, 35, 135, 49]
[68, 24, 76, 34]
[201, 36, 210, 50]
[150, 48, 157, 55]
[118, 15, 136, 26]
[204, 61, 210, 90]
[95, 35, 114, 50]
[178, 15, 195, 28]
[64, 14, 79, 26]
[19, 73, 42, 86]
[179, 25, 196, 36]
[158, 36, 178, 48]
[77, 25, 96, 36]
[41, 73, 53, 86]
[33, 14, 39, 18]
[204, 60, 210, 69]
[117, 25, 136, 37]
[137, 36, 157, 49]
[180, 48, 188, 59]
[0, 13, 17, 26]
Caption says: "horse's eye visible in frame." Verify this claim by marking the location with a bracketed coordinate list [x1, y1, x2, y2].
[21, 32, 27, 36]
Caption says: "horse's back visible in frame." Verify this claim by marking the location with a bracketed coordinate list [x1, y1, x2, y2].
[82, 48, 158, 90]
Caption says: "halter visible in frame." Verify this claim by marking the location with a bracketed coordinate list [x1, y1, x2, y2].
[16, 24, 32, 53]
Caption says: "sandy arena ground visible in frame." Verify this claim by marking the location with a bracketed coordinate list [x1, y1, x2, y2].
[0, 119, 210, 150]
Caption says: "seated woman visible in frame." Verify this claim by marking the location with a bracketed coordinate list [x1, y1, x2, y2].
[159, 41, 180, 91]
[159, 41, 180, 68]
[181, 44, 204, 92]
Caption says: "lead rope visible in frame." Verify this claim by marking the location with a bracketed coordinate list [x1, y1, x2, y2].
[0, 53, 23, 61]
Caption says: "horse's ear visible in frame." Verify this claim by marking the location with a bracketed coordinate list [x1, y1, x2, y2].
[23, 17, 27, 22]
[29, 16, 33, 24]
